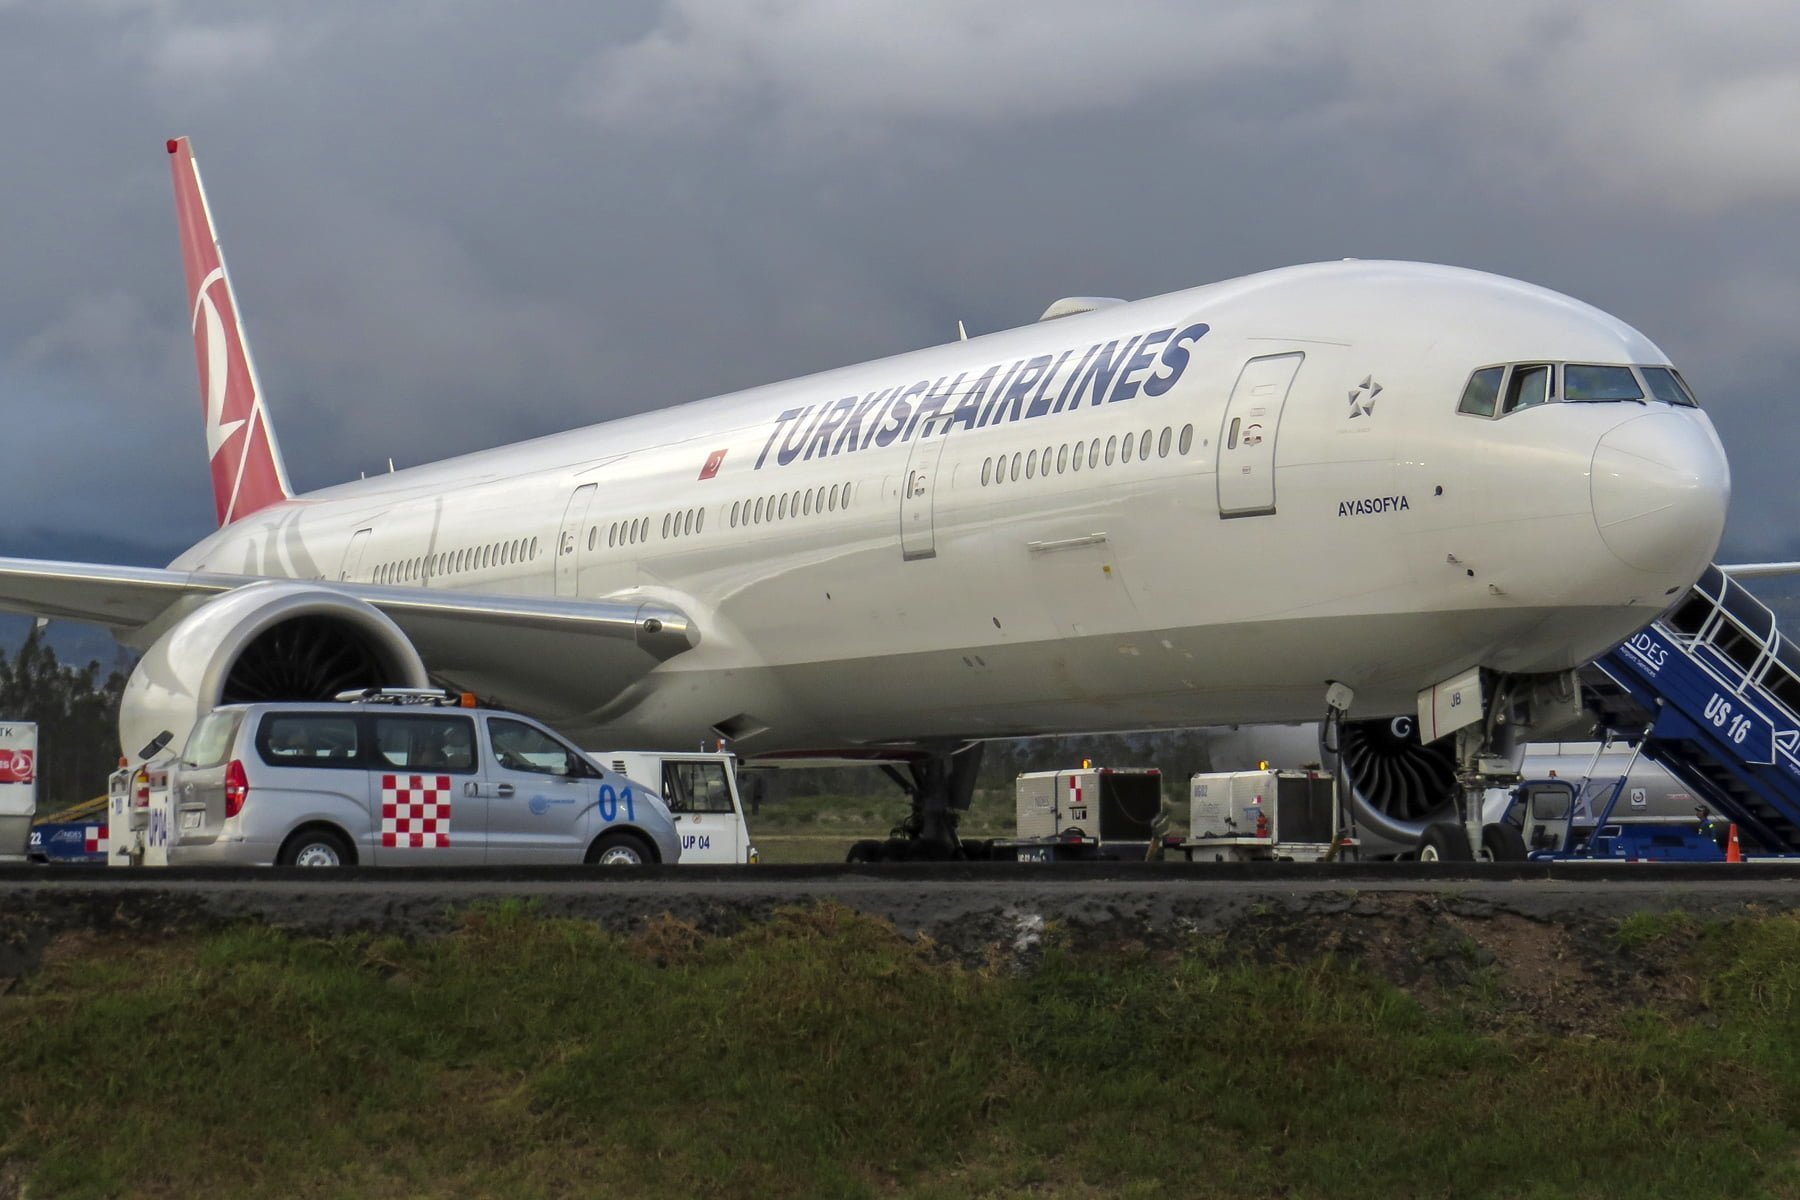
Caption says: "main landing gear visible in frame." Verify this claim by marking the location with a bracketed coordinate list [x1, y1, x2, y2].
[846, 742, 985, 863]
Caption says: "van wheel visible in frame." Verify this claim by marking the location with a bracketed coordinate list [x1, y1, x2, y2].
[279, 829, 353, 868]
[587, 831, 654, 866]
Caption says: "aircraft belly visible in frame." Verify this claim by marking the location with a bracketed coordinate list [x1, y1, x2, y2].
[578, 601, 1665, 751]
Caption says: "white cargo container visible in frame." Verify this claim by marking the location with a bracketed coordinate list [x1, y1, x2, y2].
[1000, 765, 1164, 861]
[1181, 768, 1350, 862]
[0, 721, 38, 862]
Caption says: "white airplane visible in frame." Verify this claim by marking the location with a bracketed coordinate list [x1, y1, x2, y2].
[0, 138, 1734, 847]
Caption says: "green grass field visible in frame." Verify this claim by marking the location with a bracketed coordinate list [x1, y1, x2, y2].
[5, 905, 1800, 1197]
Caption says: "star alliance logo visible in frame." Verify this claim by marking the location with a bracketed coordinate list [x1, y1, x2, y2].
[1347, 376, 1382, 419]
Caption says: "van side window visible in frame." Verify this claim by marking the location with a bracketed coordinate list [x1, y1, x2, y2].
[487, 717, 593, 777]
[257, 714, 361, 767]
[664, 761, 734, 814]
[374, 715, 477, 774]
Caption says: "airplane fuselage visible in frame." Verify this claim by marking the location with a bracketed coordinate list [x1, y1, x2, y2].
[165, 261, 1730, 752]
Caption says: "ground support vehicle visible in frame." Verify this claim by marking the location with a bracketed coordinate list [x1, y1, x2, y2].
[26, 794, 109, 864]
[590, 749, 758, 864]
[1178, 768, 1357, 862]
[137, 689, 679, 867]
[1496, 777, 1727, 862]
[976, 766, 1165, 862]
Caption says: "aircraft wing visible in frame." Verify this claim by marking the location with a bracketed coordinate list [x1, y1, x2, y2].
[0, 557, 696, 715]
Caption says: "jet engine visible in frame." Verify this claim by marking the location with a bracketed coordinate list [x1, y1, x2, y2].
[120, 581, 429, 761]
[1338, 715, 1459, 846]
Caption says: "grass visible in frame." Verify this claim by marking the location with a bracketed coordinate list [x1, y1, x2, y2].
[5, 905, 1800, 1197]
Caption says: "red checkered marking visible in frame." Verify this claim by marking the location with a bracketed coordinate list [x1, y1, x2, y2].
[380, 774, 453, 849]
[85, 824, 109, 855]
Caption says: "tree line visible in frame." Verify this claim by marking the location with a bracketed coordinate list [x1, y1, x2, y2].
[0, 628, 129, 811]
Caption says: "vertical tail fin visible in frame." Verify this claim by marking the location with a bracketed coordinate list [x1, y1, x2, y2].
[167, 136, 293, 526]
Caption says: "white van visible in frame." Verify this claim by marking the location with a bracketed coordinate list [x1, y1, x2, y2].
[169, 692, 681, 867]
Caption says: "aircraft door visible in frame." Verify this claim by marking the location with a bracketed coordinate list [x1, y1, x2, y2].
[555, 483, 598, 597]
[1217, 353, 1303, 517]
[338, 528, 372, 582]
[899, 419, 952, 561]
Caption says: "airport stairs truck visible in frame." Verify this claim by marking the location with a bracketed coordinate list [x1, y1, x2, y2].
[1576, 563, 1800, 857]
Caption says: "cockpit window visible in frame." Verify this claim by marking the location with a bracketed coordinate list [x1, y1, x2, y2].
[1502, 364, 1551, 414]
[1565, 364, 1644, 403]
[1641, 366, 1699, 408]
[1458, 367, 1503, 417]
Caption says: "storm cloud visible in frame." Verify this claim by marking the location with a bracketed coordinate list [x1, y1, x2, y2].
[2, 0, 1798, 562]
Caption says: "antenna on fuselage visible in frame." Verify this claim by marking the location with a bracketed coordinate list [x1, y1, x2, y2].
[956, 320, 969, 342]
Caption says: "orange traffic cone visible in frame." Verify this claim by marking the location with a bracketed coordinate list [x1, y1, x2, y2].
[1726, 823, 1743, 863]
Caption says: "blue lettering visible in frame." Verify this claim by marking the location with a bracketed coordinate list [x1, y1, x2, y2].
[1107, 327, 1172, 403]
[757, 407, 805, 468]
[1143, 323, 1210, 397]
[1072, 336, 1142, 408]
[776, 404, 820, 466]
[1026, 349, 1074, 418]
[875, 381, 926, 447]
[834, 388, 891, 455]
[988, 355, 1052, 427]
[804, 396, 857, 460]
[1054, 343, 1101, 412]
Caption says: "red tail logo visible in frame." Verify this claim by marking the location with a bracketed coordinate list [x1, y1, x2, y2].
[168, 137, 292, 526]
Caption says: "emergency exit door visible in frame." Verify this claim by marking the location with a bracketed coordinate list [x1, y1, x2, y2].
[1217, 352, 1303, 517]
[899, 419, 951, 561]
[338, 528, 372, 581]
[556, 483, 598, 597]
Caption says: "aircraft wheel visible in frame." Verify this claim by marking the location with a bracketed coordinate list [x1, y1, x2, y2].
[1480, 823, 1528, 862]
[1417, 822, 1474, 863]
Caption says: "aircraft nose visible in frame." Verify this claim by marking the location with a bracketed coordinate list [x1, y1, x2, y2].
[1590, 411, 1729, 573]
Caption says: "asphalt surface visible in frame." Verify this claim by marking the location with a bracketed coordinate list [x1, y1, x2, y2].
[3, 861, 1799, 972]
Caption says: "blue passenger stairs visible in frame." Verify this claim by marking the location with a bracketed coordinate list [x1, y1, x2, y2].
[1586, 564, 1800, 854]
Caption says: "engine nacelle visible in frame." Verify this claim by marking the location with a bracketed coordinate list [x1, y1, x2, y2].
[120, 581, 429, 762]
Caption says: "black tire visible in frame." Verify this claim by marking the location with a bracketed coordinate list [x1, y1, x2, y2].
[278, 827, 354, 868]
[1417, 822, 1474, 863]
[587, 830, 655, 866]
[1480, 822, 1529, 862]
[846, 839, 883, 863]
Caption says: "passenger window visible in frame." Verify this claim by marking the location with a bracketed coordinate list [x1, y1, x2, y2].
[1010, 452, 1021, 482]
[1564, 364, 1644, 403]
[1072, 440, 1085, 471]
[1106, 435, 1118, 465]
[1159, 427, 1172, 457]
[1457, 367, 1503, 417]
[1088, 440, 1100, 469]
[1502, 364, 1551, 413]
[375, 715, 477, 774]
[1121, 433, 1134, 463]
[1178, 424, 1193, 454]
[487, 717, 591, 777]
[1025, 450, 1036, 480]
[1057, 444, 1068, 473]
[258, 714, 361, 767]
[1642, 366, 1699, 408]
[663, 761, 735, 814]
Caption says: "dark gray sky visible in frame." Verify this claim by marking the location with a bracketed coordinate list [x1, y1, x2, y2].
[3, 0, 1798, 564]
